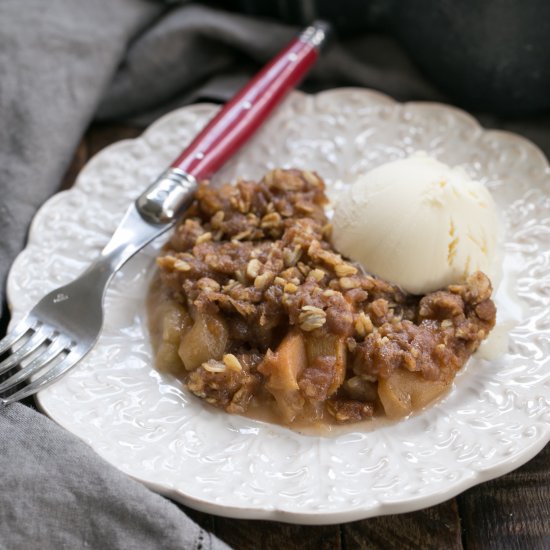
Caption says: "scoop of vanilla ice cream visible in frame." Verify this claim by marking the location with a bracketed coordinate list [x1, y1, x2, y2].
[331, 154, 499, 295]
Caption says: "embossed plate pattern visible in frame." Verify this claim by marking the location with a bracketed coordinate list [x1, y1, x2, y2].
[7, 89, 550, 524]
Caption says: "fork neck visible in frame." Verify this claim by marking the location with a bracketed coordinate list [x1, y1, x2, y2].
[80, 207, 171, 293]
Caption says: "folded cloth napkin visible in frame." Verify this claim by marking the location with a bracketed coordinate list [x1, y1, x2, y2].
[1, 1, 549, 549]
[0, 404, 229, 550]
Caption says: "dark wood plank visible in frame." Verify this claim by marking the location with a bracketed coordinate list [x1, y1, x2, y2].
[213, 518, 341, 550]
[57, 124, 142, 192]
[58, 137, 88, 191]
[341, 500, 462, 550]
[458, 442, 550, 550]
[86, 123, 142, 158]
[179, 505, 216, 533]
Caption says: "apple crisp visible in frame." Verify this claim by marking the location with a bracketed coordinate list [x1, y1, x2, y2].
[149, 169, 496, 426]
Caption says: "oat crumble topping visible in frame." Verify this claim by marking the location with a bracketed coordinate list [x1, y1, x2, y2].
[149, 169, 496, 426]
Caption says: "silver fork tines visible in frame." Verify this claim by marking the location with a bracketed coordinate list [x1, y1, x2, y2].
[0, 332, 70, 393]
[0, 345, 76, 405]
[0, 321, 30, 356]
[0, 325, 49, 376]
[0, 316, 70, 402]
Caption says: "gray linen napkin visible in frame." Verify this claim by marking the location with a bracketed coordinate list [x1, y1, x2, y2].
[0, 404, 229, 550]
[1, 1, 550, 549]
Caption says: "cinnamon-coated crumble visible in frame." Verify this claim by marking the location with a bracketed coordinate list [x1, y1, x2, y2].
[148, 169, 496, 426]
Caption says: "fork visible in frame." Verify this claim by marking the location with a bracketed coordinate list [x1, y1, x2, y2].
[0, 21, 330, 406]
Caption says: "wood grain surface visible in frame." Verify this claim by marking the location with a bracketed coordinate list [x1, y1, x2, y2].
[57, 123, 550, 550]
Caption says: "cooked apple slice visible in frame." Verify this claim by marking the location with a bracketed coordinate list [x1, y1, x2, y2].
[178, 311, 228, 371]
[378, 368, 451, 419]
[258, 330, 308, 422]
[150, 298, 191, 375]
[304, 334, 347, 396]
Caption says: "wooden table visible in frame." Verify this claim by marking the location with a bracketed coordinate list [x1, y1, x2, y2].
[59, 123, 550, 550]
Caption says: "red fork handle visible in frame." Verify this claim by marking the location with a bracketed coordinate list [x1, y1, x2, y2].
[170, 21, 330, 181]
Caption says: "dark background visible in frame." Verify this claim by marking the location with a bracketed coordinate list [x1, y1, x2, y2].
[225, 0, 550, 115]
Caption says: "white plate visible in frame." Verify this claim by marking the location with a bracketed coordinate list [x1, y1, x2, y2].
[7, 89, 550, 524]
